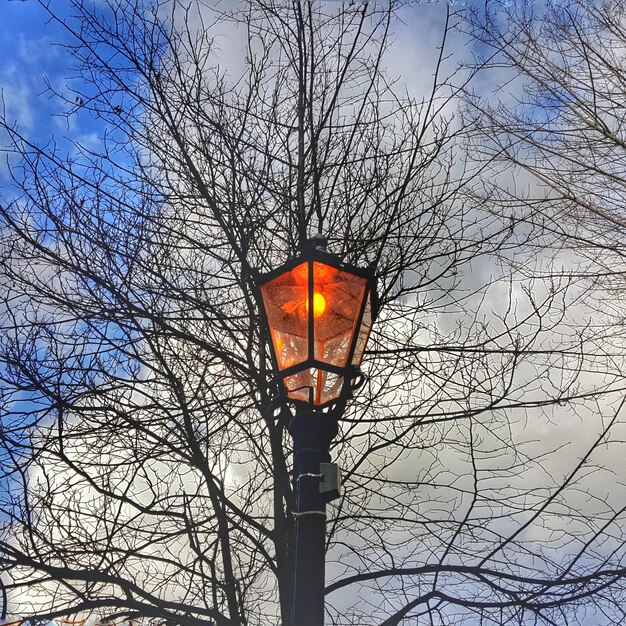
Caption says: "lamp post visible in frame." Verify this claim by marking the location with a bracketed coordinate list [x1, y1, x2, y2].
[257, 234, 377, 626]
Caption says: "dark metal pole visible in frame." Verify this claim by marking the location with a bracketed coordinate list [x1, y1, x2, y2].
[289, 412, 338, 626]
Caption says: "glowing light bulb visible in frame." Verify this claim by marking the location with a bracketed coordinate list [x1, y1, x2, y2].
[305, 291, 326, 318]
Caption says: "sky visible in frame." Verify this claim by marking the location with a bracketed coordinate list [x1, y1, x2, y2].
[0, 1, 105, 183]
[0, 2, 459, 622]
[3, 5, 140, 623]
[2, 1, 626, 625]
[0, 0, 459, 163]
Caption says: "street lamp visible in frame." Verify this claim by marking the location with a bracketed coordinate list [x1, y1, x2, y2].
[257, 234, 377, 626]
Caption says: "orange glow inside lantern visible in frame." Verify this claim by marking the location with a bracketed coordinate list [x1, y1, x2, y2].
[259, 255, 375, 407]
[306, 292, 326, 318]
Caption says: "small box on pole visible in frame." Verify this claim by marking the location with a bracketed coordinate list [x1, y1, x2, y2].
[319, 462, 342, 502]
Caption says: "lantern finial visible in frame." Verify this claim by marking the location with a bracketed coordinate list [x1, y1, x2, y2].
[310, 233, 327, 250]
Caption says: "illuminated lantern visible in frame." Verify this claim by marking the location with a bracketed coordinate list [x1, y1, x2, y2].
[257, 235, 376, 408]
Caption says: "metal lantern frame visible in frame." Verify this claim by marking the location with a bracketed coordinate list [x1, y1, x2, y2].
[257, 239, 377, 410]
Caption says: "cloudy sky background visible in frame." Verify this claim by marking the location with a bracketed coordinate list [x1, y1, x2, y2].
[2, 1, 626, 624]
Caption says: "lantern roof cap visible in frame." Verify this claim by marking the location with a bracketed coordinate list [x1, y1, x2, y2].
[256, 238, 374, 287]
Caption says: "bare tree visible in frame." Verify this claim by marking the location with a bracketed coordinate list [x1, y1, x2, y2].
[454, 0, 626, 621]
[463, 0, 626, 297]
[1, 1, 625, 625]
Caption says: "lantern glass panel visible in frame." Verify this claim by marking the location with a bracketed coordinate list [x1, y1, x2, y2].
[260, 262, 309, 369]
[351, 290, 373, 366]
[313, 262, 367, 367]
[284, 367, 343, 406]
[319, 370, 343, 405]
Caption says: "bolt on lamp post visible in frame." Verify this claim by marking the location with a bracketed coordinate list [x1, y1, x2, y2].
[257, 234, 377, 626]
